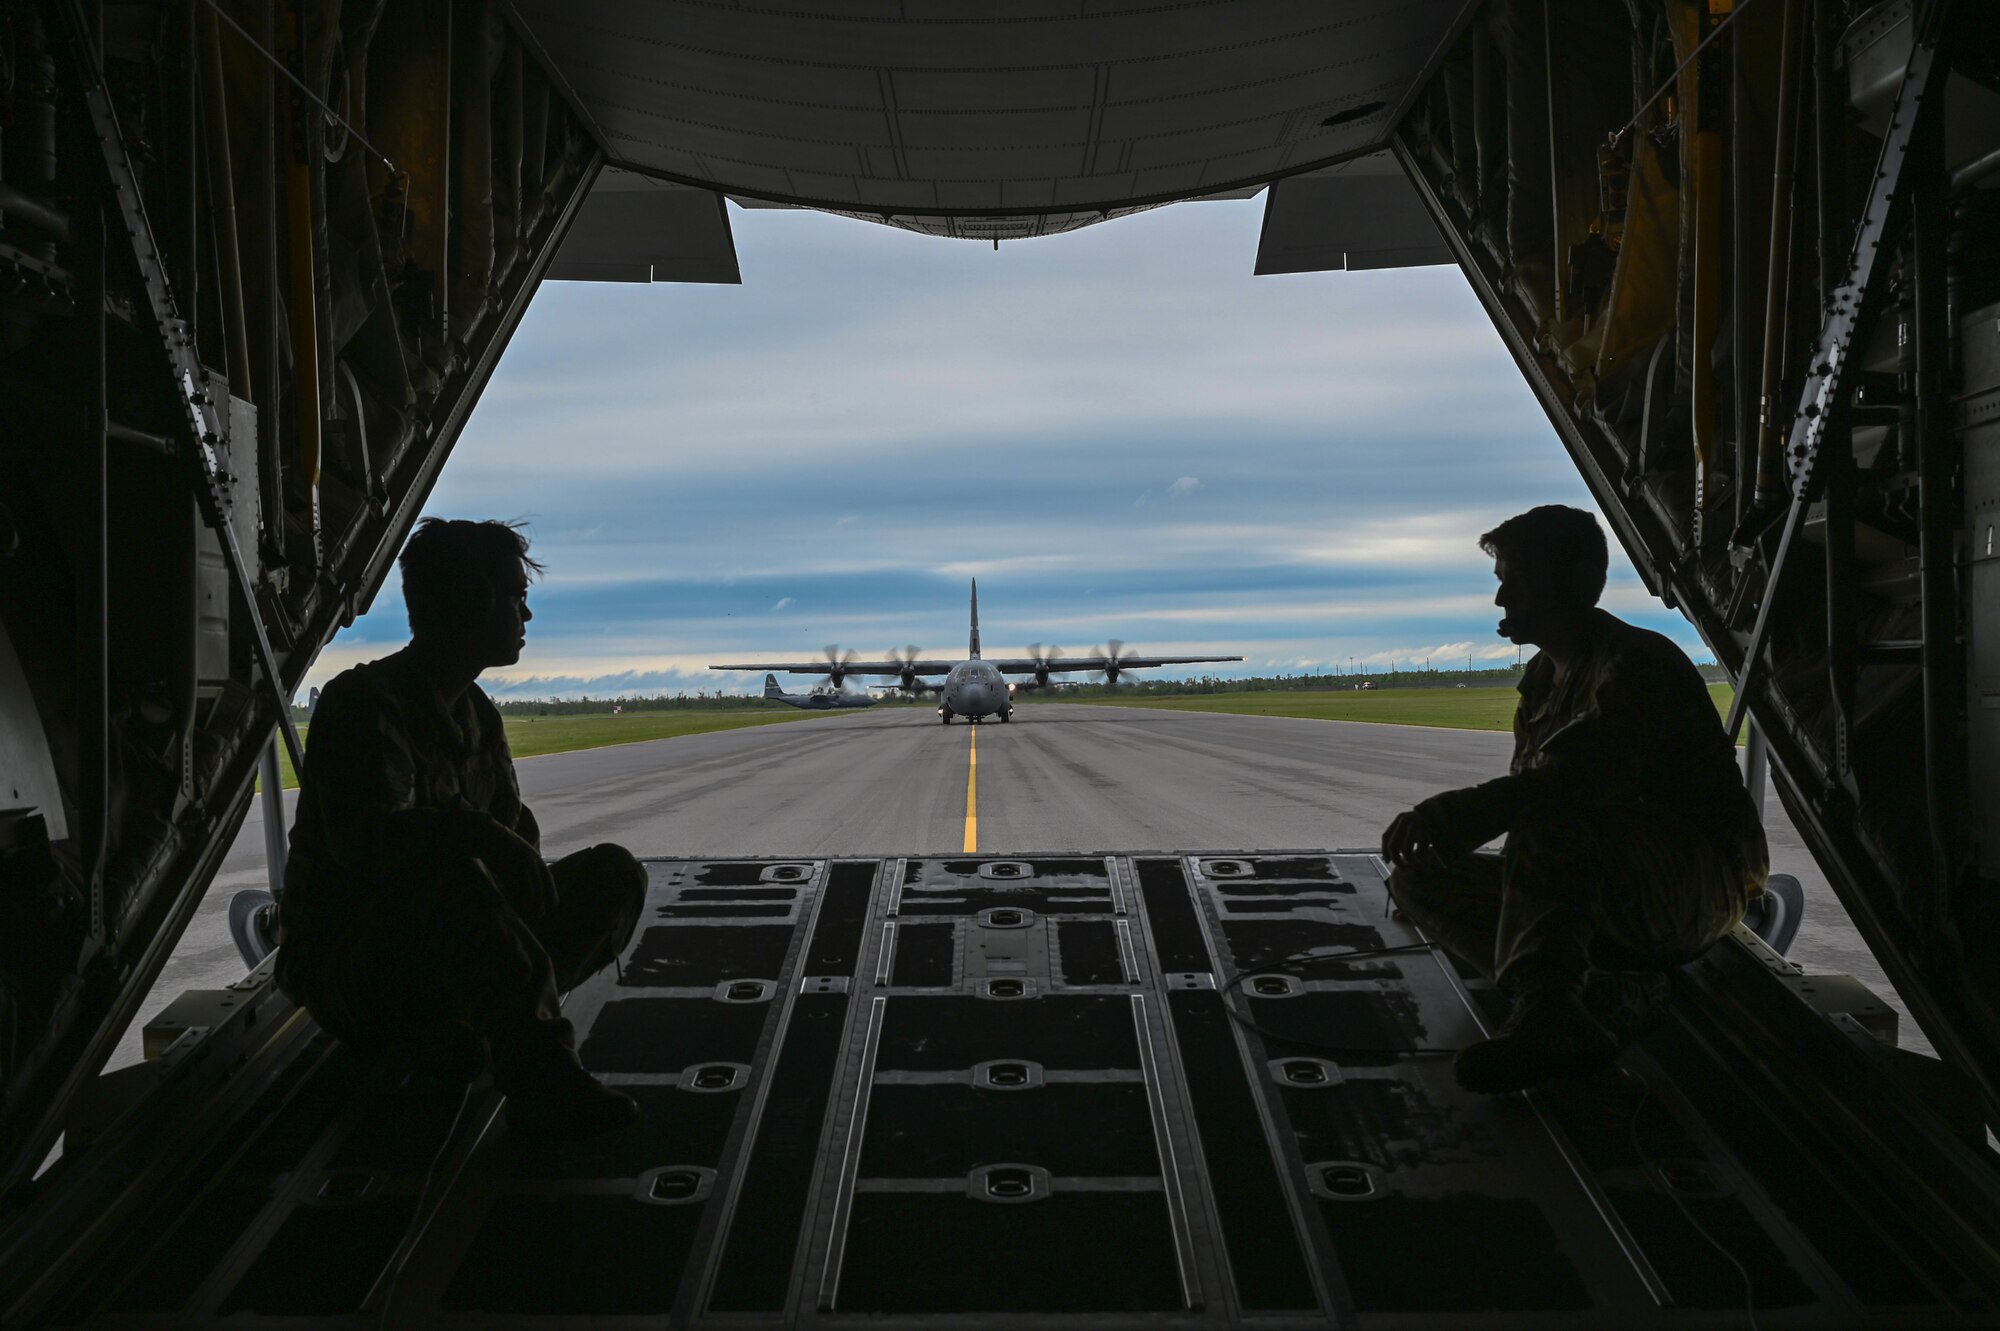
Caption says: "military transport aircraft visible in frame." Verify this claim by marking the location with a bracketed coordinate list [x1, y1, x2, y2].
[711, 581, 1242, 723]
[760, 673, 877, 711]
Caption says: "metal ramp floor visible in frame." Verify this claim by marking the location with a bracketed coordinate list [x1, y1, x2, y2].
[28, 854, 2000, 1327]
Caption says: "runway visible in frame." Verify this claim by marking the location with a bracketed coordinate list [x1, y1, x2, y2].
[112, 702, 1921, 1067]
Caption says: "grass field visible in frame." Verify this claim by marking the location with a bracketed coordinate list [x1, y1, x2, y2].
[1038, 683, 1737, 732]
[265, 708, 821, 790]
[261, 682, 1741, 791]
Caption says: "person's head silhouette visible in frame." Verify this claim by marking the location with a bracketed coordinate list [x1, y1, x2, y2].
[1479, 505, 1606, 650]
[398, 518, 544, 675]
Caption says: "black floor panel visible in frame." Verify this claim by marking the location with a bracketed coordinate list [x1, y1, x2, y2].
[837, 1192, 1182, 1313]
[444, 1194, 702, 1314]
[622, 924, 792, 987]
[579, 997, 771, 1073]
[859, 1082, 1158, 1178]
[507, 1085, 741, 1180]
[1055, 918, 1124, 984]
[1317, 1193, 1590, 1312]
[890, 921, 955, 987]
[875, 994, 1140, 1071]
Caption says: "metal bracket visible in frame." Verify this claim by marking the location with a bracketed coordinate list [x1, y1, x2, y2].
[1726, 14, 1951, 740]
[61, 5, 305, 776]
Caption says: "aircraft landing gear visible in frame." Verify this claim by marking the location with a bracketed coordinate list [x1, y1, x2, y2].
[1001, 710, 1012, 723]
[940, 707, 954, 724]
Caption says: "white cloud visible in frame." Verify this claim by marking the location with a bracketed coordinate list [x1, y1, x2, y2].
[462, 205, 1530, 477]
[298, 202, 1716, 697]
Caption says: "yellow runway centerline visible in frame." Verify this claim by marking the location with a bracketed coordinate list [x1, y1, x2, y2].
[963, 726, 978, 853]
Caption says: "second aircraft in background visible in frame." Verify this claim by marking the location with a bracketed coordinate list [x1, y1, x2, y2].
[712, 581, 1242, 723]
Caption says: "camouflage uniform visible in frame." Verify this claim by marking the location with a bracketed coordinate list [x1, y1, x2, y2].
[275, 648, 645, 1066]
[1389, 610, 1767, 992]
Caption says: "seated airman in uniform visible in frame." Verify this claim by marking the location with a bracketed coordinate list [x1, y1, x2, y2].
[276, 518, 646, 1141]
[1383, 505, 1767, 1093]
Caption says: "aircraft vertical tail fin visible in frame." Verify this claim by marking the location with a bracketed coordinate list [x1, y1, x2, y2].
[763, 673, 783, 699]
[969, 578, 981, 659]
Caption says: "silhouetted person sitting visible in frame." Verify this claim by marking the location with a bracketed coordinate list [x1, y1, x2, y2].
[276, 518, 646, 1141]
[1383, 505, 1767, 1093]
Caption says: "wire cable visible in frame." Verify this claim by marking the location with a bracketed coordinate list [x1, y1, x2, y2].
[1611, 0, 1767, 144]
[1626, 1080, 1761, 1331]
[374, 1079, 477, 1330]
[199, 0, 401, 177]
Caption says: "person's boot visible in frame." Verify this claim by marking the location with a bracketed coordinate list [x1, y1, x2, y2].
[1454, 984, 1619, 1094]
[496, 1030, 637, 1143]
[1582, 969, 1672, 1046]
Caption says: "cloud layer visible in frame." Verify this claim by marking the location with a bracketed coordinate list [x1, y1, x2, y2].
[307, 200, 1706, 697]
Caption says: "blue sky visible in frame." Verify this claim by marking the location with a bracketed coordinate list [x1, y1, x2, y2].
[306, 196, 1706, 698]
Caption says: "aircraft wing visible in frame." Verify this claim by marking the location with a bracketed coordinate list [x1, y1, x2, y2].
[985, 655, 1243, 675]
[710, 660, 955, 677]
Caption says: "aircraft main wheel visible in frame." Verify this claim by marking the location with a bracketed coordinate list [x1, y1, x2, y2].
[229, 889, 279, 967]
[1001, 711, 1012, 723]
[940, 709, 953, 724]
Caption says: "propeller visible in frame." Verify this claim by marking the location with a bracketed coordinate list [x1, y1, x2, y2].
[821, 644, 858, 690]
[886, 645, 926, 692]
[1096, 640, 1139, 686]
[1025, 643, 1064, 689]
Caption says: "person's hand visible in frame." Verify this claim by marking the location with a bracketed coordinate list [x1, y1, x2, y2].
[1382, 800, 1455, 869]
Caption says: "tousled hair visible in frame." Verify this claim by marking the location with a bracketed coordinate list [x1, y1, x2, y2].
[399, 518, 542, 637]
[1479, 505, 1608, 607]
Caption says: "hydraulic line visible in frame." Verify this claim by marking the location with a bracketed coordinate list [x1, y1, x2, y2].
[1689, 0, 1729, 528]
[285, 1, 322, 510]
[199, 3, 252, 399]
[1753, 0, 1806, 508]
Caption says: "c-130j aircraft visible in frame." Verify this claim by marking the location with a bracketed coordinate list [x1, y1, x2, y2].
[712, 581, 1241, 722]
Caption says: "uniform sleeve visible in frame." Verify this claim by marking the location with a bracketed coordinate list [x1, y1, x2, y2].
[1422, 653, 1652, 840]
[471, 689, 542, 855]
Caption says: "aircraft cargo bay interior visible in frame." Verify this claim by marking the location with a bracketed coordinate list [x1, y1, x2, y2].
[3, 0, 2000, 1325]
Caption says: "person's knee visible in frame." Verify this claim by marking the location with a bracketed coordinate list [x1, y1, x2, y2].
[566, 843, 647, 917]
[596, 843, 647, 902]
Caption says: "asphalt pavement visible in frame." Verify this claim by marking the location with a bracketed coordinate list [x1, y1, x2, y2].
[108, 701, 1927, 1068]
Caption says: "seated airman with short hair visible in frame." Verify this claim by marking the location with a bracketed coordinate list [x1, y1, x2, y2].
[1383, 505, 1767, 1093]
[277, 518, 646, 1141]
